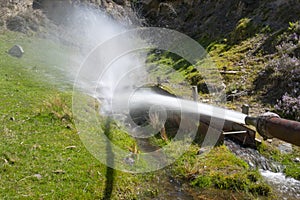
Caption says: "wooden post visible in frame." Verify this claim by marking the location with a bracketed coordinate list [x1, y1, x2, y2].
[242, 104, 249, 115]
[192, 86, 198, 101]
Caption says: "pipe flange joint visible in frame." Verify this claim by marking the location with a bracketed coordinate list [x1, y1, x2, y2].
[257, 112, 280, 140]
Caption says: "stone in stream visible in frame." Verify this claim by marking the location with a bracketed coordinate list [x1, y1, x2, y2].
[278, 142, 293, 154]
[8, 45, 24, 58]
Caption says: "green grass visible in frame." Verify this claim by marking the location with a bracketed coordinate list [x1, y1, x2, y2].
[0, 31, 160, 199]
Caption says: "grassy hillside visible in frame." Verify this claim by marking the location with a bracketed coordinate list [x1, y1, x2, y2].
[0, 31, 160, 199]
[0, 1, 299, 198]
[0, 30, 278, 199]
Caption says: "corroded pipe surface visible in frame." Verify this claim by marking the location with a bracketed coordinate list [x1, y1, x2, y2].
[265, 117, 300, 146]
[246, 114, 300, 146]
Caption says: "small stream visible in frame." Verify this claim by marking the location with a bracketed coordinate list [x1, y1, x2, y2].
[225, 139, 300, 199]
[260, 170, 300, 200]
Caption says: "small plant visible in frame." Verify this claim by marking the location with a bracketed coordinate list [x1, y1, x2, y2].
[288, 21, 300, 33]
[43, 94, 73, 123]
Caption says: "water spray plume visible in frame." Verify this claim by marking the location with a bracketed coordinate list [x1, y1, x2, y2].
[129, 90, 247, 124]
[45, 5, 246, 172]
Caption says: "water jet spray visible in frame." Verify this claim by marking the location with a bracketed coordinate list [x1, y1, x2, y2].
[129, 86, 300, 147]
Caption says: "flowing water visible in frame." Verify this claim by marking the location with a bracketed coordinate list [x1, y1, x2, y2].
[259, 170, 300, 200]
[225, 139, 300, 199]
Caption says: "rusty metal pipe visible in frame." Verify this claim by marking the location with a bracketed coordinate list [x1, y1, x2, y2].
[245, 113, 300, 146]
[265, 117, 300, 146]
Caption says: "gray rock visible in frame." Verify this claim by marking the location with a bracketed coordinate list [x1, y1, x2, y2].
[124, 153, 135, 166]
[33, 174, 42, 180]
[113, 0, 125, 5]
[8, 45, 24, 58]
[278, 143, 293, 154]
[197, 147, 210, 155]
[6, 15, 28, 33]
[294, 157, 300, 163]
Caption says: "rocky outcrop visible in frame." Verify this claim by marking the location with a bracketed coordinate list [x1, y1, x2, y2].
[1, 0, 300, 42]
[0, 0, 47, 32]
[0, 0, 33, 21]
[32, 0, 140, 26]
[0, 0, 141, 33]
[136, 0, 300, 40]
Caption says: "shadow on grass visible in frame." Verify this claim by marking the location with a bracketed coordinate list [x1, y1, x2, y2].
[103, 118, 115, 200]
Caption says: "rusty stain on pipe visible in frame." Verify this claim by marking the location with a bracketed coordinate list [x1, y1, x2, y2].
[246, 113, 300, 147]
[265, 117, 300, 146]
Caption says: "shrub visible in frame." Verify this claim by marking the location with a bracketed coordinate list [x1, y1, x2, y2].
[260, 40, 300, 121]
[268, 51, 300, 121]
[275, 93, 300, 121]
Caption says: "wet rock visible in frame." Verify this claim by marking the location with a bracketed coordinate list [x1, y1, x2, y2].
[278, 143, 293, 154]
[8, 45, 24, 58]
[293, 157, 300, 163]
[225, 139, 283, 172]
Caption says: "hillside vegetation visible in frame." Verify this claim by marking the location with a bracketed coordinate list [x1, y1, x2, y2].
[0, 0, 299, 199]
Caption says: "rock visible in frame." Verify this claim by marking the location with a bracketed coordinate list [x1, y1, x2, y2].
[266, 139, 273, 143]
[8, 45, 24, 58]
[293, 157, 300, 163]
[278, 143, 293, 154]
[113, 0, 125, 5]
[33, 174, 42, 180]
[6, 15, 28, 33]
[197, 147, 210, 155]
[124, 153, 135, 166]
